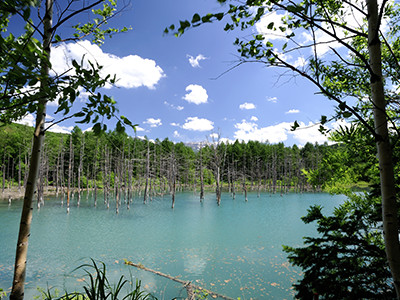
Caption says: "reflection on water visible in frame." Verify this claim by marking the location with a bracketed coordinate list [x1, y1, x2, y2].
[0, 191, 345, 299]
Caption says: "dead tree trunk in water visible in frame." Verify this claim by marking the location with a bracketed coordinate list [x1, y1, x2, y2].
[67, 135, 73, 213]
[143, 140, 150, 204]
[77, 135, 84, 206]
[199, 144, 204, 202]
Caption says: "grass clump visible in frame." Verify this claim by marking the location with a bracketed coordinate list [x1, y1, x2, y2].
[37, 259, 156, 300]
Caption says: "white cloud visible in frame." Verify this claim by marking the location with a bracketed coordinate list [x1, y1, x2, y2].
[233, 117, 352, 146]
[209, 133, 219, 139]
[135, 126, 145, 132]
[144, 118, 162, 127]
[239, 102, 256, 110]
[250, 116, 258, 121]
[267, 96, 278, 103]
[293, 56, 307, 68]
[164, 101, 184, 111]
[51, 40, 165, 89]
[234, 120, 292, 143]
[256, 11, 292, 41]
[47, 124, 74, 134]
[289, 121, 329, 145]
[183, 84, 208, 105]
[182, 117, 214, 131]
[290, 120, 351, 145]
[187, 54, 207, 68]
[170, 122, 180, 127]
[173, 130, 180, 138]
[286, 109, 300, 114]
[14, 114, 35, 127]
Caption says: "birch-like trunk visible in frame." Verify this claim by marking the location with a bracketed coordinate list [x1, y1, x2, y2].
[367, 0, 400, 297]
[10, 1, 53, 298]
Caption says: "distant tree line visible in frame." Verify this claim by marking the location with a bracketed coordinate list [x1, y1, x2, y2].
[0, 123, 364, 207]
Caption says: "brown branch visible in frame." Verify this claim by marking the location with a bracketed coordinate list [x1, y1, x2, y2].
[124, 260, 235, 300]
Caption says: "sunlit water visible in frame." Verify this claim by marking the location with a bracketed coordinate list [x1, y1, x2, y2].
[0, 191, 346, 299]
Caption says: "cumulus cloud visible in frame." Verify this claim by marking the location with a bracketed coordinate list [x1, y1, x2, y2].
[250, 116, 258, 121]
[267, 96, 278, 103]
[182, 117, 214, 131]
[144, 118, 162, 127]
[173, 130, 181, 138]
[232, 119, 344, 145]
[290, 120, 351, 145]
[51, 40, 165, 89]
[239, 102, 256, 110]
[187, 54, 207, 68]
[135, 126, 145, 132]
[14, 114, 35, 127]
[183, 84, 208, 105]
[164, 101, 184, 111]
[47, 124, 74, 134]
[286, 109, 300, 114]
[234, 120, 292, 143]
[289, 121, 329, 145]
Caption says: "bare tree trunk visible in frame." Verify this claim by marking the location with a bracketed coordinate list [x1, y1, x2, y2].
[2, 148, 5, 194]
[144, 140, 150, 203]
[199, 145, 204, 201]
[367, 0, 400, 296]
[18, 149, 21, 192]
[93, 139, 98, 207]
[67, 134, 73, 213]
[10, 1, 52, 298]
[77, 135, 84, 206]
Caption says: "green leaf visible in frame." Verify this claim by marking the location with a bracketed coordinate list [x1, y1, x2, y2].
[342, 111, 352, 118]
[215, 13, 224, 21]
[72, 59, 79, 69]
[338, 101, 347, 111]
[291, 120, 300, 131]
[74, 112, 85, 118]
[255, 34, 264, 41]
[192, 13, 200, 23]
[93, 123, 101, 134]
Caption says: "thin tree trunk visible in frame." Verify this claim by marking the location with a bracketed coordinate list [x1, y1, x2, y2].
[367, 0, 400, 296]
[10, 0, 53, 298]
[67, 134, 73, 213]
[199, 145, 204, 201]
[144, 141, 150, 204]
[18, 149, 21, 192]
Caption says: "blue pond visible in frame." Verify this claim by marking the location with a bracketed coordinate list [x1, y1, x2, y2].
[0, 191, 345, 299]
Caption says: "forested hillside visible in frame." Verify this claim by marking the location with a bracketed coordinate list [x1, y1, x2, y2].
[0, 123, 368, 205]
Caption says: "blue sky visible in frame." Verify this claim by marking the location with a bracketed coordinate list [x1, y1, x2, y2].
[14, 0, 352, 146]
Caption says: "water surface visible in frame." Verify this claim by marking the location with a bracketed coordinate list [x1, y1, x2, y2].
[0, 191, 346, 299]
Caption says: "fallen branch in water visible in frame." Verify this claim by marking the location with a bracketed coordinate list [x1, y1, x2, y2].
[124, 259, 235, 300]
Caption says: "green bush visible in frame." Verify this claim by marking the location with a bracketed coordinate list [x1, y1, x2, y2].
[283, 193, 395, 299]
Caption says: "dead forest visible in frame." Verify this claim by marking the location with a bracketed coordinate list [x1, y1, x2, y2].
[1, 123, 328, 208]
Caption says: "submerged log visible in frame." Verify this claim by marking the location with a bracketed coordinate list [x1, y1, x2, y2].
[124, 260, 234, 300]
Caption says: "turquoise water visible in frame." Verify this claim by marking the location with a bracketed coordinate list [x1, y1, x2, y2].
[0, 191, 346, 299]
